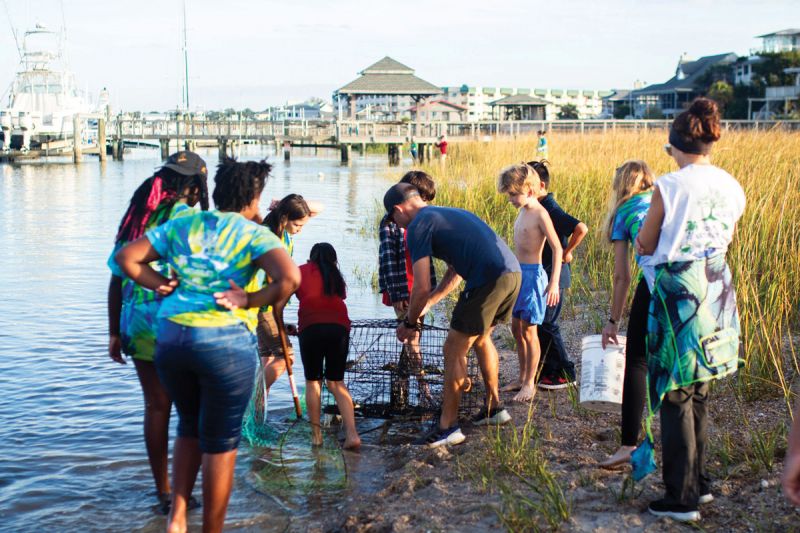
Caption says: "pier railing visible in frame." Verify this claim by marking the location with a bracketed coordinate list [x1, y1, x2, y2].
[101, 117, 800, 145]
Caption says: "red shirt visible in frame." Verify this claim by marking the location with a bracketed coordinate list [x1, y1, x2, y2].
[437, 141, 448, 154]
[296, 262, 350, 332]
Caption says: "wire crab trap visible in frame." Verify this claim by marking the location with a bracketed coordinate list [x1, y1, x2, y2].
[324, 319, 483, 419]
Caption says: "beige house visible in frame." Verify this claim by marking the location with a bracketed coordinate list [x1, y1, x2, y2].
[407, 100, 467, 121]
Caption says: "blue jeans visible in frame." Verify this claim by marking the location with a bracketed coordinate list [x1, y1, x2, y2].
[539, 288, 576, 380]
[155, 320, 257, 453]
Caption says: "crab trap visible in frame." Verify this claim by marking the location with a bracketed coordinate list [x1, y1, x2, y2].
[324, 319, 483, 419]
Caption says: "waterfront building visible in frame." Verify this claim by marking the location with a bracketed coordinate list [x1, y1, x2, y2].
[439, 85, 611, 120]
[747, 66, 800, 118]
[757, 29, 800, 53]
[333, 57, 442, 120]
[489, 94, 549, 120]
[631, 52, 737, 118]
[407, 100, 467, 121]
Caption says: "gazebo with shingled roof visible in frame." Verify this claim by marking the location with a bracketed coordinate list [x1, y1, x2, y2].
[334, 57, 442, 120]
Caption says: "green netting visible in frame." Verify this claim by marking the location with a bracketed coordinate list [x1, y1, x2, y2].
[243, 362, 348, 495]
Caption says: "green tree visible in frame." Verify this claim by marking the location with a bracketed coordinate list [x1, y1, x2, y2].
[613, 103, 631, 119]
[708, 80, 734, 111]
[558, 104, 579, 119]
[643, 106, 665, 119]
[752, 51, 800, 87]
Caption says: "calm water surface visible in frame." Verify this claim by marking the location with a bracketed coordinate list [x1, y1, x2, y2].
[0, 146, 401, 531]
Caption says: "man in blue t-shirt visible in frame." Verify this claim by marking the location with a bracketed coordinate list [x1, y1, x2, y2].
[384, 183, 522, 448]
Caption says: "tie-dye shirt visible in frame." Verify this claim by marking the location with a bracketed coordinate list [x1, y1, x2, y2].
[146, 210, 282, 331]
[610, 191, 655, 290]
[107, 202, 194, 360]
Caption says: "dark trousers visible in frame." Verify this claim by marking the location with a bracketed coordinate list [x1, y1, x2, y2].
[660, 381, 711, 508]
[621, 278, 650, 446]
[540, 288, 576, 380]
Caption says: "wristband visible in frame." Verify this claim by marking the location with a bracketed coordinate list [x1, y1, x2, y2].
[608, 317, 617, 325]
[403, 318, 422, 331]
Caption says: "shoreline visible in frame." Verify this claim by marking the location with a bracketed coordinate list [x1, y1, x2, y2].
[287, 305, 797, 532]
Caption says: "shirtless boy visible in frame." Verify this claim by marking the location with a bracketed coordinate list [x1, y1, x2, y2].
[497, 163, 562, 401]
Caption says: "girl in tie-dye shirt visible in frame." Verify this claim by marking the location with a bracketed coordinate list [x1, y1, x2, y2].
[116, 159, 300, 533]
[107, 150, 209, 513]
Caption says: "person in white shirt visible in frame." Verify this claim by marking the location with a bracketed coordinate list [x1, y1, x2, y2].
[634, 98, 745, 523]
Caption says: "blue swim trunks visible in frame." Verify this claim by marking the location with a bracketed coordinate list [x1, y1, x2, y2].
[512, 263, 548, 325]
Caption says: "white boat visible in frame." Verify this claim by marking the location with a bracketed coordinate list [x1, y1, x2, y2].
[0, 24, 92, 153]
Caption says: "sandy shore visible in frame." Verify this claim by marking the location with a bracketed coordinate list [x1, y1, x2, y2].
[287, 310, 798, 532]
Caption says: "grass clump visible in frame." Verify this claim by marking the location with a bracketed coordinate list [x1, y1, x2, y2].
[456, 405, 571, 531]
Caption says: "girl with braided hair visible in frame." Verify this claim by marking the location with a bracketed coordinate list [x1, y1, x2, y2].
[107, 151, 209, 514]
[116, 158, 300, 533]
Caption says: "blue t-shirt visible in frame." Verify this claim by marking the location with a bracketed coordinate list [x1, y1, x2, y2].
[610, 191, 655, 290]
[145, 210, 283, 330]
[406, 206, 520, 290]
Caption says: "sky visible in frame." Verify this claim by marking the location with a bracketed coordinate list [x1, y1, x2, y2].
[0, 0, 797, 112]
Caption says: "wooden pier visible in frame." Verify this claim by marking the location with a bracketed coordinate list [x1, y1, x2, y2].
[2, 116, 798, 165]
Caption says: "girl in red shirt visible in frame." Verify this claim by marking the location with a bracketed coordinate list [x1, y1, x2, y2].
[293, 243, 360, 450]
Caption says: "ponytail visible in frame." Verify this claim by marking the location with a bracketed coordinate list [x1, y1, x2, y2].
[309, 242, 346, 298]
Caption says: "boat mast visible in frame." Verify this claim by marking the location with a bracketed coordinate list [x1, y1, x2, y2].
[182, 0, 189, 111]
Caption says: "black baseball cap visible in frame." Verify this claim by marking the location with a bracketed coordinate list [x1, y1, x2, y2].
[383, 183, 420, 220]
[162, 151, 208, 177]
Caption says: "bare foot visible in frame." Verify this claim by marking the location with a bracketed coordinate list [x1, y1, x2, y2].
[598, 445, 636, 469]
[343, 434, 361, 450]
[311, 426, 323, 446]
[513, 384, 536, 402]
[500, 381, 522, 393]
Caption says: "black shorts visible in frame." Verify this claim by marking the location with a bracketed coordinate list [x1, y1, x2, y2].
[298, 323, 350, 381]
[451, 271, 522, 336]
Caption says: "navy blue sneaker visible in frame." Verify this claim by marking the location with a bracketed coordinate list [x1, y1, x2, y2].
[413, 424, 466, 447]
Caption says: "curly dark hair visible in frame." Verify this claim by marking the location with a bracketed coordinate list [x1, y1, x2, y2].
[212, 158, 272, 212]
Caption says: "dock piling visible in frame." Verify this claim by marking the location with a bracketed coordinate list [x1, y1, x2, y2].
[72, 115, 83, 163]
[283, 141, 291, 162]
[160, 139, 170, 160]
[98, 118, 107, 162]
[340, 143, 351, 164]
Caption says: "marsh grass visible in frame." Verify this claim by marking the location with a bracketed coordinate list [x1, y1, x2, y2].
[413, 131, 800, 405]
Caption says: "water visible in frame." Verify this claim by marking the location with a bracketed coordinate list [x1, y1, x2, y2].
[0, 146, 398, 531]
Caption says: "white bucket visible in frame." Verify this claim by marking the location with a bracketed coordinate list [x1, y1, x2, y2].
[579, 334, 626, 413]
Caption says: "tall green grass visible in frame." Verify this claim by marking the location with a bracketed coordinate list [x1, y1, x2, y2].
[413, 130, 800, 404]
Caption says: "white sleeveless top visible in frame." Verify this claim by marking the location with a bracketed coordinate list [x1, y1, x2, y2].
[651, 164, 745, 266]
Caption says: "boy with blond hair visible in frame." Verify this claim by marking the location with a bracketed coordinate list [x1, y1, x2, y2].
[497, 163, 563, 401]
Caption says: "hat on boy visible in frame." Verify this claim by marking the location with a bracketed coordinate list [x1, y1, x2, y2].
[383, 183, 420, 219]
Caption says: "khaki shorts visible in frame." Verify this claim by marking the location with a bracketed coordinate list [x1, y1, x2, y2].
[450, 272, 521, 336]
[256, 311, 294, 359]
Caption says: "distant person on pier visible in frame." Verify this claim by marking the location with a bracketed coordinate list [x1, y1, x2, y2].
[410, 140, 419, 163]
[107, 151, 209, 514]
[435, 135, 448, 163]
[386, 183, 521, 447]
[259, 194, 323, 402]
[529, 160, 588, 391]
[497, 163, 562, 402]
[116, 158, 300, 533]
[537, 130, 548, 159]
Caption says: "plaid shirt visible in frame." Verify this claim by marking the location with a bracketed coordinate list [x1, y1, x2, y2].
[378, 215, 436, 303]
